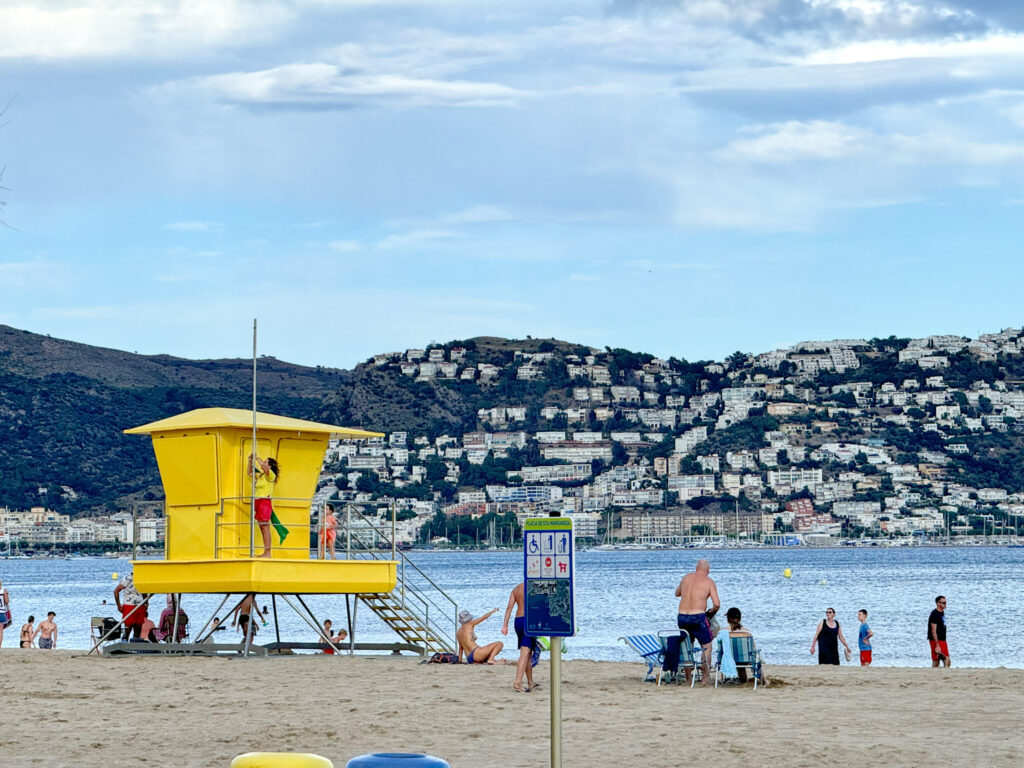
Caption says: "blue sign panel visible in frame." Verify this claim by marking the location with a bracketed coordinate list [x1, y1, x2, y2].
[523, 517, 575, 637]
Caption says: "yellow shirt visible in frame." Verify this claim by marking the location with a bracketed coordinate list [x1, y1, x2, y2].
[253, 466, 276, 498]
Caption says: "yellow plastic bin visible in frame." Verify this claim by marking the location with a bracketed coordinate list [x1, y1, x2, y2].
[232, 753, 333, 768]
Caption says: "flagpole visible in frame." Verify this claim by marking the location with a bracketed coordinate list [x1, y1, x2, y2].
[250, 319, 258, 558]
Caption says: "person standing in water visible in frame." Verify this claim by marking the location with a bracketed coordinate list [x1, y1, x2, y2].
[248, 454, 278, 558]
[811, 607, 852, 665]
[0, 579, 11, 647]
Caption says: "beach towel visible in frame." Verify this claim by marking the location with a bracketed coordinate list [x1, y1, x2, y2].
[715, 632, 738, 679]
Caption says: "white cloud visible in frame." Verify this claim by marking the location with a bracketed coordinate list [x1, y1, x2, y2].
[168, 63, 529, 109]
[328, 239, 362, 252]
[374, 229, 464, 250]
[165, 220, 219, 231]
[0, 0, 291, 60]
[655, 120, 1024, 230]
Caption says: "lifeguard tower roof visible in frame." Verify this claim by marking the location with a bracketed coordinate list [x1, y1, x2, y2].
[125, 407, 384, 439]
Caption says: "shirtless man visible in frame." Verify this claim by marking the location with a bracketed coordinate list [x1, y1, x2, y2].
[37, 612, 57, 650]
[230, 593, 258, 639]
[675, 559, 721, 686]
[501, 582, 536, 692]
[457, 609, 505, 664]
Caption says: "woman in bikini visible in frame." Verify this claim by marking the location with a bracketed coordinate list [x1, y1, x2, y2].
[20, 615, 36, 648]
[456, 609, 506, 664]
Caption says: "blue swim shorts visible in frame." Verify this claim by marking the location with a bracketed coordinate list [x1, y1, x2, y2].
[677, 612, 713, 646]
[514, 616, 537, 651]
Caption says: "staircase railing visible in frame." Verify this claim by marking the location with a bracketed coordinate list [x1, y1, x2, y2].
[338, 503, 458, 652]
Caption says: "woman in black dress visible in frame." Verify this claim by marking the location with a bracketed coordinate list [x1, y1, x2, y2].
[810, 607, 852, 665]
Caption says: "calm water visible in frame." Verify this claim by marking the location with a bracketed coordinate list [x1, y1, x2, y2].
[1, 547, 1021, 668]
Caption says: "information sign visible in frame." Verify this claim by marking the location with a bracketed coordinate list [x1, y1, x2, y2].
[523, 517, 575, 637]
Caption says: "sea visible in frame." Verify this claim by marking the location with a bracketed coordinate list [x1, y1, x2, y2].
[2, 546, 1021, 668]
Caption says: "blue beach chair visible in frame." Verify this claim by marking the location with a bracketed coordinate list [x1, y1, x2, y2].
[619, 634, 663, 682]
[714, 634, 766, 690]
[658, 629, 702, 687]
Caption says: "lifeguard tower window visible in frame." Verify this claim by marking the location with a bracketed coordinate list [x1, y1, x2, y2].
[153, 434, 219, 506]
[275, 438, 324, 501]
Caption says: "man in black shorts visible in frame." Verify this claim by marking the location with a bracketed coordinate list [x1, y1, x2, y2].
[675, 559, 721, 686]
[501, 582, 536, 692]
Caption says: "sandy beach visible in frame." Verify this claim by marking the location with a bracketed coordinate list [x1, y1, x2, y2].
[2, 651, 1021, 767]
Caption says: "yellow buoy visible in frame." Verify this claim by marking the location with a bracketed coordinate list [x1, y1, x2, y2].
[111, 572, 118, 580]
[783, 568, 792, 579]
[819, 578, 828, 586]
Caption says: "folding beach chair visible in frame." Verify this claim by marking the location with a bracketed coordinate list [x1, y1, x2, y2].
[91, 617, 120, 650]
[714, 634, 766, 690]
[619, 634, 663, 682]
[658, 629, 702, 687]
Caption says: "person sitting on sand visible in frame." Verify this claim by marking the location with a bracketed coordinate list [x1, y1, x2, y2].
[457, 609, 506, 664]
[20, 615, 37, 648]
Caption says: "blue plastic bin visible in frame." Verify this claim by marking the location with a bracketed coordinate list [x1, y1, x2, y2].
[346, 754, 450, 768]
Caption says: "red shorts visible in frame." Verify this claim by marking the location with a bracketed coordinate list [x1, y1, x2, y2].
[254, 498, 273, 523]
[860, 650, 872, 664]
[121, 604, 147, 627]
[930, 640, 949, 662]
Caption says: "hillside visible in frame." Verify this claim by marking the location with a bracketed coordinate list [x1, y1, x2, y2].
[0, 325, 351, 513]
[7, 323, 1024, 544]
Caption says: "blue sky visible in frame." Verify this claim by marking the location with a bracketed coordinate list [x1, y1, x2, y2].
[3, 0, 1024, 368]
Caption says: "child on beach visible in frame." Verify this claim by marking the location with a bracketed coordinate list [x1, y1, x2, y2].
[319, 503, 338, 560]
[247, 454, 279, 558]
[858, 609, 874, 666]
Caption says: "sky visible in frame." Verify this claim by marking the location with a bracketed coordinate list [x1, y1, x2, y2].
[2, 0, 1024, 369]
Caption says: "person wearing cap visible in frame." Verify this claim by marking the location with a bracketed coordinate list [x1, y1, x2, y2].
[456, 608, 505, 664]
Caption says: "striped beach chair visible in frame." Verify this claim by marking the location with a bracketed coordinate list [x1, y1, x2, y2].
[619, 634, 663, 682]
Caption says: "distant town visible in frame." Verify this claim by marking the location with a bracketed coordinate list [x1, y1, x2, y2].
[6, 328, 1024, 551]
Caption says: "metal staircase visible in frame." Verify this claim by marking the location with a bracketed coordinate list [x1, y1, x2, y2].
[338, 504, 457, 654]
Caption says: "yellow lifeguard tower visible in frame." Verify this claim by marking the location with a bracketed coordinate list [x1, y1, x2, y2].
[111, 407, 457, 656]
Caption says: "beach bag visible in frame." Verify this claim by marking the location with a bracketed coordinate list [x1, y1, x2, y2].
[427, 652, 460, 664]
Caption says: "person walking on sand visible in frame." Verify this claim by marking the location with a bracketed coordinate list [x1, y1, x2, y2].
[458, 609, 506, 664]
[858, 609, 873, 666]
[37, 612, 57, 650]
[0, 578, 11, 647]
[811, 607, 852, 665]
[501, 582, 536, 692]
[230, 593, 259, 640]
[929, 596, 950, 668]
[675, 559, 720, 686]
[247, 453, 278, 558]
[20, 615, 36, 648]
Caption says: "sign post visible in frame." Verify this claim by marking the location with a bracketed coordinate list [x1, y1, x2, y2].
[523, 516, 575, 768]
